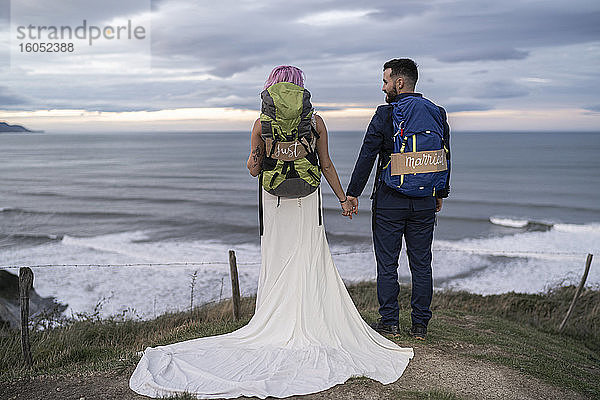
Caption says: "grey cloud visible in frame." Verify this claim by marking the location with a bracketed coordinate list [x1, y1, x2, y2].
[207, 59, 262, 78]
[7, 75, 262, 112]
[148, 1, 386, 78]
[204, 94, 258, 109]
[444, 103, 494, 113]
[0, 95, 28, 107]
[472, 81, 529, 99]
[210, 103, 256, 111]
[313, 106, 347, 111]
[45, 96, 167, 112]
[148, 0, 600, 87]
[427, 5, 600, 55]
[583, 105, 600, 113]
[0, 85, 30, 106]
[2, 0, 600, 119]
[80, 104, 163, 112]
[366, 2, 432, 19]
[438, 48, 529, 63]
[9, 1, 150, 26]
[151, 0, 168, 12]
[0, 0, 9, 23]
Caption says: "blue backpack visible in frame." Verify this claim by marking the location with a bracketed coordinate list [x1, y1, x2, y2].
[380, 96, 449, 197]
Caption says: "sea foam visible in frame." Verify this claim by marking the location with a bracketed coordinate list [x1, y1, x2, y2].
[1, 221, 598, 319]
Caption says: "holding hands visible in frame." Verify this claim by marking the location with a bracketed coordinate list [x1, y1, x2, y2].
[341, 195, 358, 219]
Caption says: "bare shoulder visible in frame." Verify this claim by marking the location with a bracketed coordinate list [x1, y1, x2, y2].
[314, 114, 327, 133]
[252, 118, 261, 134]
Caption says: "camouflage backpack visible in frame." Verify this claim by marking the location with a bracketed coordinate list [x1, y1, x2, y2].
[259, 81, 321, 197]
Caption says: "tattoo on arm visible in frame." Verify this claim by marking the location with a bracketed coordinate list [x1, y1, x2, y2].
[251, 145, 263, 165]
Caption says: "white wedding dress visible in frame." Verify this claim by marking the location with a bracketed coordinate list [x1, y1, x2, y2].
[129, 187, 413, 399]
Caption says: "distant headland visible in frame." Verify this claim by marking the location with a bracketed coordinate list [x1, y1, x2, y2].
[0, 121, 44, 133]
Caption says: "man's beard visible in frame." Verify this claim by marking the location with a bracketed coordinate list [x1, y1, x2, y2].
[385, 87, 398, 103]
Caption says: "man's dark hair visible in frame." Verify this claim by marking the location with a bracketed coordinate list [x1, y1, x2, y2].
[383, 58, 418, 89]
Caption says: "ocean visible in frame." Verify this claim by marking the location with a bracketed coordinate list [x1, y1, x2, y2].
[1, 130, 599, 320]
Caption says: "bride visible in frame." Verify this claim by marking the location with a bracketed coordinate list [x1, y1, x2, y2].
[129, 66, 413, 399]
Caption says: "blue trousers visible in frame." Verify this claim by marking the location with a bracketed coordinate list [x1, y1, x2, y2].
[372, 201, 435, 327]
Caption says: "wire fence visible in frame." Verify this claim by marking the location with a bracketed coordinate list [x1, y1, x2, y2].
[0, 248, 594, 270]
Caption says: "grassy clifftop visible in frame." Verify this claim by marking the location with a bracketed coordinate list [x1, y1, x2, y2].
[1, 282, 598, 399]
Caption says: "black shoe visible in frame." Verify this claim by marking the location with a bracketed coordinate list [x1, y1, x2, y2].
[370, 319, 400, 336]
[408, 324, 427, 340]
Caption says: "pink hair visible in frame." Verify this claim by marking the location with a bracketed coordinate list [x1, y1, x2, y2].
[264, 65, 305, 89]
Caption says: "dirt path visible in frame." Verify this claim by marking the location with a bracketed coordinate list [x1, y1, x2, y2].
[1, 344, 585, 400]
[399, 346, 585, 400]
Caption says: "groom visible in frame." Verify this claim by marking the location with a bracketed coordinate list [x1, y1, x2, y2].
[345, 58, 450, 340]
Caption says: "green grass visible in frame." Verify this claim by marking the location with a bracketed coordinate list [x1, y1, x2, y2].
[347, 282, 600, 398]
[1, 282, 598, 398]
[0, 296, 255, 380]
[429, 310, 598, 397]
[347, 281, 600, 349]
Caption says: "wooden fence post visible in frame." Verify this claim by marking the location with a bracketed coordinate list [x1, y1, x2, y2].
[19, 267, 34, 367]
[228, 250, 241, 321]
[559, 253, 593, 332]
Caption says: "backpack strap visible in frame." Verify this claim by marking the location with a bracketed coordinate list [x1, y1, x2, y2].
[298, 135, 314, 157]
[269, 172, 279, 187]
[370, 153, 384, 201]
[310, 114, 320, 139]
[258, 172, 264, 236]
[268, 138, 279, 157]
[399, 134, 410, 153]
[318, 185, 322, 226]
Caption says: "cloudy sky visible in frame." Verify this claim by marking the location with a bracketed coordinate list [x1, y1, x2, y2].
[0, 0, 599, 132]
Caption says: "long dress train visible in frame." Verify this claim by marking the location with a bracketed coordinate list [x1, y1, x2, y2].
[129, 187, 413, 399]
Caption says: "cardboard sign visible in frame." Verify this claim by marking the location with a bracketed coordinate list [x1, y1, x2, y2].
[391, 149, 447, 175]
[265, 138, 309, 161]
